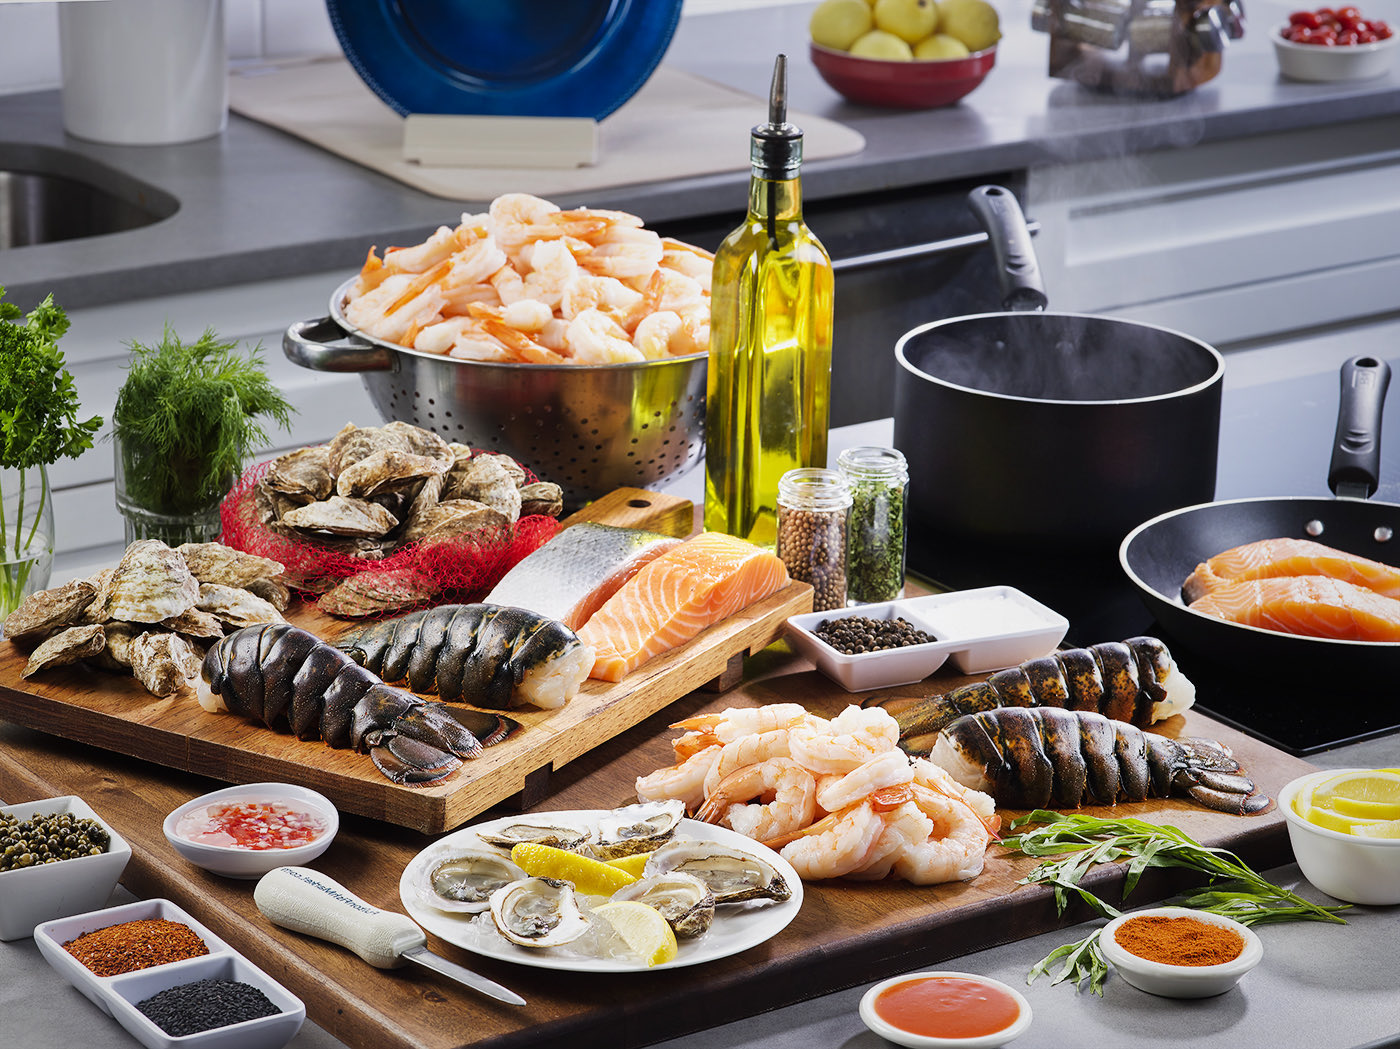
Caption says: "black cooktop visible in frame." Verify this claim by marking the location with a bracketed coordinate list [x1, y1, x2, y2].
[904, 360, 1400, 757]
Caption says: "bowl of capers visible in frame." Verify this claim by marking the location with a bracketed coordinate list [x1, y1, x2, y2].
[0, 795, 131, 941]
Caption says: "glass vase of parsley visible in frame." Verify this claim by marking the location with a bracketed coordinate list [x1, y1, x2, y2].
[112, 327, 293, 547]
[0, 288, 102, 621]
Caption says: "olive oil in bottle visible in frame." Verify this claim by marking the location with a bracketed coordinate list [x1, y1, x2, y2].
[704, 54, 834, 547]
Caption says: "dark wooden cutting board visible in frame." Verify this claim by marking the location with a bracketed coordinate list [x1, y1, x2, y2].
[0, 489, 811, 832]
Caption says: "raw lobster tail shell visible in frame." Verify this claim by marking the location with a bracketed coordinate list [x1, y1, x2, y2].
[875, 636, 1193, 753]
[930, 706, 1270, 815]
[337, 603, 591, 710]
[200, 623, 520, 785]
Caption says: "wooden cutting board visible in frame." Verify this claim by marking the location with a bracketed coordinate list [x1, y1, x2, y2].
[0, 489, 813, 833]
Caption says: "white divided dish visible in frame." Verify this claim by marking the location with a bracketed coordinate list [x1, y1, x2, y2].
[34, 898, 304, 1049]
[0, 795, 132, 941]
[785, 586, 1069, 692]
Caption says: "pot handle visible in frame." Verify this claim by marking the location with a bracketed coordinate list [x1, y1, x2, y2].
[283, 316, 395, 373]
[1329, 355, 1391, 499]
[968, 185, 1050, 313]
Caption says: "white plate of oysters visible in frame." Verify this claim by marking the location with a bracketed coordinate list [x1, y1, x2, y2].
[399, 803, 803, 972]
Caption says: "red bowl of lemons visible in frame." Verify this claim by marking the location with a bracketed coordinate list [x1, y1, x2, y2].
[809, 0, 1000, 108]
[1280, 767, 1400, 905]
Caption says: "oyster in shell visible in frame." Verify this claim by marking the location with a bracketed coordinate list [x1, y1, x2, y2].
[160, 607, 227, 641]
[263, 446, 333, 504]
[520, 482, 564, 519]
[592, 799, 686, 860]
[443, 455, 521, 522]
[382, 420, 453, 464]
[177, 542, 284, 588]
[417, 848, 526, 914]
[316, 568, 438, 619]
[244, 576, 291, 611]
[130, 631, 201, 697]
[2, 577, 98, 642]
[397, 499, 508, 543]
[196, 583, 285, 629]
[334, 448, 450, 500]
[489, 877, 591, 947]
[21, 624, 105, 678]
[645, 840, 791, 904]
[611, 871, 716, 939]
[103, 540, 200, 623]
[326, 422, 412, 476]
[476, 822, 590, 852]
[281, 495, 398, 537]
[87, 621, 140, 671]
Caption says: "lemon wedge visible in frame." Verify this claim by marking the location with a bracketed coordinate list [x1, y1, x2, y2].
[592, 900, 678, 966]
[604, 851, 653, 878]
[1312, 770, 1400, 822]
[1303, 806, 1390, 834]
[1350, 819, 1400, 839]
[510, 843, 637, 897]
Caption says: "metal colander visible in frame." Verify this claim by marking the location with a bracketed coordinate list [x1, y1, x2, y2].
[283, 278, 707, 509]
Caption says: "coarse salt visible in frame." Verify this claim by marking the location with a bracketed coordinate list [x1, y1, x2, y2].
[916, 595, 1050, 639]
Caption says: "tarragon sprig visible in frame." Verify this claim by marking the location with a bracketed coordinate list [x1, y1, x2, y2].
[1003, 810, 1348, 995]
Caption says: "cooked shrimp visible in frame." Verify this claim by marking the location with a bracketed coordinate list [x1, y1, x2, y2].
[439, 281, 502, 315]
[788, 705, 902, 774]
[847, 799, 935, 881]
[671, 301, 710, 355]
[892, 784, 994, 885]
[382, 225, 459, 275]
[441, 232, 507, 287]
[491, 193, 607, 264]
[444, 318, 513, 362]
[774, 799, 887, 880]
[814, 748, 914, 814]
[489, 264, 526, 305]
[414, 316, 473, 355]
[564, 308, 644, 363]
[560, 274, 644, 322]
[635, 743, 723, 812]
[466, 299, 552, 333]
[351, 245, 387, 296]
[538, 317, 570, 354]
[632, 310, 684, 360]
[672, 703, 816, 745]
[660, 237, 714, 291]
[521, 239, 581, 309]
[579, 226, 665, 280]
[345, 267, 448, 344]
[695, 757, 817, 841]
[702, 728, 793, 797]
[911, 757, 1000, 836]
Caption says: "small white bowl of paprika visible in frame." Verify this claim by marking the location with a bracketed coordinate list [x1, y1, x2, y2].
[858, 970, 1032, 1048]
[1098, 906, 1262, 998]
[163, 783, 338, 880]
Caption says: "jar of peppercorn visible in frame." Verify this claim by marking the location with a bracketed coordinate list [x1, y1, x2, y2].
[777, 468, 851, 612]
[837, 445, 908, 604]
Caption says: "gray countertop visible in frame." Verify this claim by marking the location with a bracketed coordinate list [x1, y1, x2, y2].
[2, 0, 1399, 311]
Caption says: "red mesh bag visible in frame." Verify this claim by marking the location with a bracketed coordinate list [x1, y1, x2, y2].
[219, 457, 559, 609]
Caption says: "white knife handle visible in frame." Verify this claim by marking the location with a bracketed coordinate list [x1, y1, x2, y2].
[254, 865, 425, 969]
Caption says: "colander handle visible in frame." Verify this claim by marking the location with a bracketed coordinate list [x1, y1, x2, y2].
[283, 316, 395, 373]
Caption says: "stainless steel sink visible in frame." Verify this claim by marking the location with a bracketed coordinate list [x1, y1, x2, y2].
[0, 143, 179, 249]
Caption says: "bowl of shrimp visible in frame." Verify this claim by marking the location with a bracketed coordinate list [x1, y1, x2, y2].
[283, 192, 712, 510]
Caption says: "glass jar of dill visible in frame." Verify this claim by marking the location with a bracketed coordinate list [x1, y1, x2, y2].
[837, 446, 908, 604]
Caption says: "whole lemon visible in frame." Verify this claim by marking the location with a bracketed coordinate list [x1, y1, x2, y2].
[810, 0, 875, 49]
[873, 0, 939, 43]
[914, 32, 972, 58]
[849, 28, 916, 59]
[937, 0, 1002, 52]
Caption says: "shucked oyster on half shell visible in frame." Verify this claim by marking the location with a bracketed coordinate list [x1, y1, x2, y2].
[476, 821, 590, 852]
[644, 840, 792, 905]
[611, 871, 716, 939]
[489, 877, 591, 948]
[417, 847, 526, 915]
[591, 799, 686, 860]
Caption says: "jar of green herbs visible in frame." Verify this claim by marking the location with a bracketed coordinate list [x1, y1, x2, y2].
[838, 446, 908, 604]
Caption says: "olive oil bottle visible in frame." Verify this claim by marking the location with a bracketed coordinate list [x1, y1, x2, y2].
[704, 54, 834, 547]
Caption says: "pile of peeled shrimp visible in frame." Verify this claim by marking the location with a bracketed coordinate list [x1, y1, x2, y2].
[636, 703, 1001, 885]
[343, 192, 713, 365]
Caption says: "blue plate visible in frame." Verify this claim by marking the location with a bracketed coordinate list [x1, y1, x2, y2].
[327, 0, 684, 120]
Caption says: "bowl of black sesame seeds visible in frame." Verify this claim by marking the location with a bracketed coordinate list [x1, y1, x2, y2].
[785, 602, 951, 692]
[0, 795, 131, 941]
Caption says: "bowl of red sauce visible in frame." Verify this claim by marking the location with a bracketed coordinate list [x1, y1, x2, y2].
[859, 970, 1031, 1048]
[163, 783, 338, 880]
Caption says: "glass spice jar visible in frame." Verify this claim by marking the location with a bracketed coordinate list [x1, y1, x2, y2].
[838, 445, 908, 604]
[776, 468, 851, 612]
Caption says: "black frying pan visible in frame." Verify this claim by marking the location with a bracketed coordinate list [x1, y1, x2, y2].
[1120, 355, 1400, 677]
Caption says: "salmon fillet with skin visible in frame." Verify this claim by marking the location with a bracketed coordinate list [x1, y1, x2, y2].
[1188, 574, 1400, 642]
[578, 531, 791, 682]
[1183, 537, 1400, 603]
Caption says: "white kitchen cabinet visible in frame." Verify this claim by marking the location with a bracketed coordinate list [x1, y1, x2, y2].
[1026, 115, 1400, 349]
[50, 268, 375, 578]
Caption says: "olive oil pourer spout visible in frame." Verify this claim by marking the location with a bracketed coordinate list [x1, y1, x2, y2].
[751, 54, 802, 179]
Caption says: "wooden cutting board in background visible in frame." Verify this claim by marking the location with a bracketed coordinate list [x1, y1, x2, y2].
[0, 488, 813, 833]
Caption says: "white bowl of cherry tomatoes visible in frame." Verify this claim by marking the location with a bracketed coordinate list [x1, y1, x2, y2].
[1274, 6, 1397, 81]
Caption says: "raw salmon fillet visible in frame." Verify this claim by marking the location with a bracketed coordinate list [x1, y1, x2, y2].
[485, 523, 682, 631]
[578, 531, 791, 682]
[1188, 575, 1400, 641]
[1183, 537, 1400, 603]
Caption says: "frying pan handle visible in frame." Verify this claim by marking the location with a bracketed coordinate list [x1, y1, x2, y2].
[283, 316, 395, 373]
[1329, 355, 1391, 498]
[968, 185, 1049, 313]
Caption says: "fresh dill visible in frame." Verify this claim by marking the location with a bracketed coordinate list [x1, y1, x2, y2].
[112, 327, 294, 516]
[1002, 810, 1348, 996]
